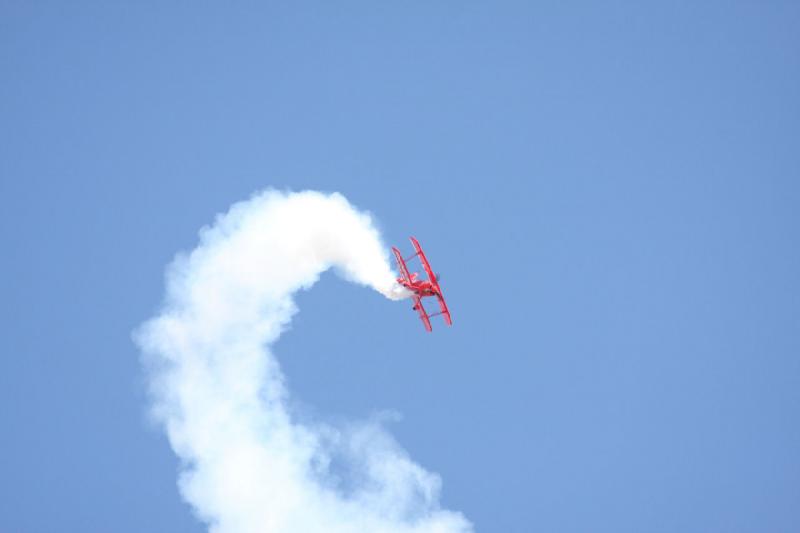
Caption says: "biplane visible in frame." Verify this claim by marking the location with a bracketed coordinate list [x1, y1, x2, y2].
[392, 237, 452, 332]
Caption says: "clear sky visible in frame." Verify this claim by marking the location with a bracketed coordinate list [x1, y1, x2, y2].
[2, 2, 799, 532]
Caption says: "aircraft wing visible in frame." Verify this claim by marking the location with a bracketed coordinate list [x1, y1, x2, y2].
[435, 293, 452, 326]
[413, 295, 433, 332]
[392, 246, 411, 283]
[409, 237, 436, 285]
[410, 237, 452, 327]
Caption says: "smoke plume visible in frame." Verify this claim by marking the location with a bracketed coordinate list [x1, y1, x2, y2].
[135, 190, 472, 533]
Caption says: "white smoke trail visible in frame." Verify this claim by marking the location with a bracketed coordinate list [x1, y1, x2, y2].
[135, 190, 472, 533]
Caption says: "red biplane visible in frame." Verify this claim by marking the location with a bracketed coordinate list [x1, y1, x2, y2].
[392, 237, 452, 332]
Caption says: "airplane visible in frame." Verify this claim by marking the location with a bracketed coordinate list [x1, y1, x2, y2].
[392, 237, 452, 332]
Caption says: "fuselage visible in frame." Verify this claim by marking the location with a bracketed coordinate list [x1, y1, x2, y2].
[397, 274, 438, 297]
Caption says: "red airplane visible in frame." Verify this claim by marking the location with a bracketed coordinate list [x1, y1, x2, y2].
[392, 237, 452, 332]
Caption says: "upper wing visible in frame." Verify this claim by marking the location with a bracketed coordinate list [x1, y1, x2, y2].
[413, 295, 433, 332]
[435, 293, 452, 326]
[410, 237, 452, 327]
[392, 246, 411, 283]
[409, 237, 436, 285]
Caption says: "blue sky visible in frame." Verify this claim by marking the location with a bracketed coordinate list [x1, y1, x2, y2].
[2, 2, 799, 532]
